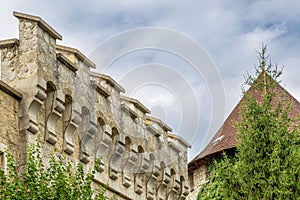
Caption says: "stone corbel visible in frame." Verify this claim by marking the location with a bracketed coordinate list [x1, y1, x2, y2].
[96, 124, 112, 172]
[167, 174, 181, 200]
[134, 153, 150, 195]
[146, 160, 161, 200]
[122, 146, 139, 188]
[63, 102, 81, 154]
[25, 78, 47, 134]
[80, 119, 97, 163]
[45, 90, 65, 145]
[179, 180, 189, 199]
[157, 166, 171, 200]
[109, 141, 125, 180]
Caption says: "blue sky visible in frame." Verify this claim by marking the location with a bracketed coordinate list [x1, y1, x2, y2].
[1, 0, 300, 161]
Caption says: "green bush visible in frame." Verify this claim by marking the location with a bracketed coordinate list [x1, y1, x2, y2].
[0, 141, 112, 200]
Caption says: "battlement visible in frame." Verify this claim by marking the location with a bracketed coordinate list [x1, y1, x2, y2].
[0, 12, 190, 199]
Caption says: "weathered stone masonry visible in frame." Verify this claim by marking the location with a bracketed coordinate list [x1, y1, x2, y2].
[0, 12, 190, 200]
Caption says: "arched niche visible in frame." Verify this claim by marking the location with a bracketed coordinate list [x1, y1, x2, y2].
[94, 116, 113, 173]
[108, 127, 124, 180]
[179, 175, 190, 198]
[62, 95, 81, 155]
[45, 81, 64, 145]
[146, 154, 161, 200]
[134, 146, 151, 195]
[157, 161, 171, 200]
[111, 127, 119, 145]
[167, 168, 180, 200]
[79, 106, 92, 163]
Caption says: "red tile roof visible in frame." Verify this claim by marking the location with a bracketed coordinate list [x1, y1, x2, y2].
[188, 73, 300, 172]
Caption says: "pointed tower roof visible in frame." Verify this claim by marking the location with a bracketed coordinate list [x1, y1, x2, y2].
[188, 73, 300, 172]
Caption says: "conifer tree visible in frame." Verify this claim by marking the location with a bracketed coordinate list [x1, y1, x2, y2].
[198, 46, 300, 199]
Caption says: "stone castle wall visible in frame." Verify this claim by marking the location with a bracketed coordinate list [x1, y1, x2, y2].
[187, 164, 208, 200]
[0, 81, 22, 171]
[0, 12, 190, 200]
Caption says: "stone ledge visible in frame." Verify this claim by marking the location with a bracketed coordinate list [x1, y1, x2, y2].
[121, 96, 150, 114]
[0, 38, 19, 49]
[91, 72, 125, 93]
[57, 53, 78, 72]
[168, 133, 191, 148]
[121, 103, 138, 119]
[13, 11, 62, 40]
[146, 116, 172, 132]
[56, 45, 96, 69]
[95, 82, 111, 98]
[0, 81, 23, 100]
[147, 124, 161, 137]
[168, 140, 182, 154]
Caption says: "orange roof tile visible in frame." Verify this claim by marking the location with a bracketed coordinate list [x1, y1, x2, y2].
[189, 73, 300, 171]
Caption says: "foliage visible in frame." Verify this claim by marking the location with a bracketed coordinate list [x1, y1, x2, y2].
[0, 140, 113, 200]
[198, 46, 300, 199]
[198, 154, 239, 200]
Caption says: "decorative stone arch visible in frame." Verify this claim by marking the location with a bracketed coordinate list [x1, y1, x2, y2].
[62, 95, 81, 154]
[119, 136, 132, 173]
[167, 168, 181, 200]
[24, 80, 47, 135]
[95, 110, 108, 126]
[45, 81, 65, 145]
[111, 127, 119, 145]
[125, 136, 132, 151]
[18, 77, 47, 168]
[108, 127, 124, 180]
[137, 145, 144, 158]
[157, 161, 171, 200]
[134, 146, 151, 195]
[79, 106, 90, 134]
[93, 114, 106, 155]
[95, 114, 112, 173]
[79, 106, 97, 163]
[110, 121, 121, 135]
[122, 142, 139, 188]
[146, 153, 161, 199]
[178, 175, 189, 199]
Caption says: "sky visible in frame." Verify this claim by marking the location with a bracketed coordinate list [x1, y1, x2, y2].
[1, 0, 300, 161]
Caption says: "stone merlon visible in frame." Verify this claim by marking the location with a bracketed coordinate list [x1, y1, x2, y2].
[13, 11, 62, 40]
[91, 72, 125, 93]
[146, 116, 172, 132]
[168, 133, 191, 149]
[57, 53, 79, 72]
[121, 96, 151, 114]
[56, 45, 96, 69]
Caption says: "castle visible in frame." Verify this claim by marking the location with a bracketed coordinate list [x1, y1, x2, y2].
[0, 12, 190, 200]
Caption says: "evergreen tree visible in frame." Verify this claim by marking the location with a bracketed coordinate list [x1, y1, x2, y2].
[198, 46, 300, 199]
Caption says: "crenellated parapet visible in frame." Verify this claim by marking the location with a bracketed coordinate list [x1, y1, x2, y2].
[0, 11, 191, 200]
